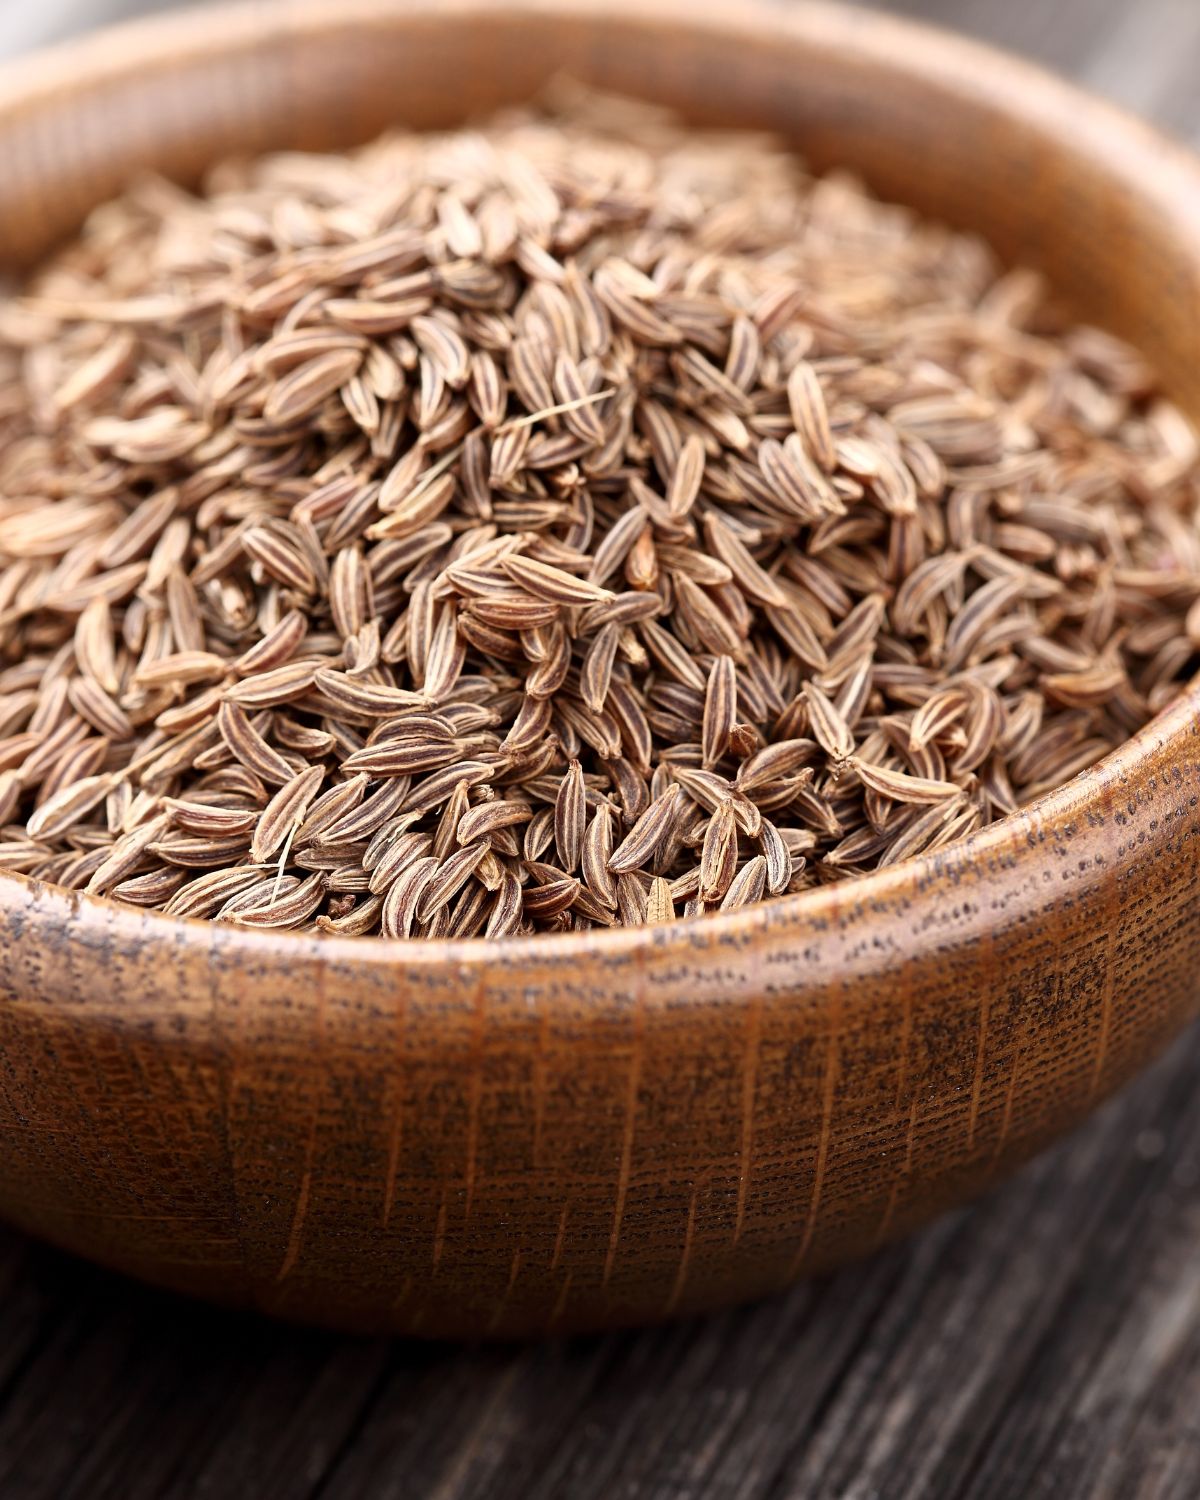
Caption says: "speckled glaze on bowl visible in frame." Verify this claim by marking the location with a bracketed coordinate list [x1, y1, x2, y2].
[1, 0, 1200, 1338]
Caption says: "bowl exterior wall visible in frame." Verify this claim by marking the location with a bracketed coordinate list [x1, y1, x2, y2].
[2, 700, 1199, 1336]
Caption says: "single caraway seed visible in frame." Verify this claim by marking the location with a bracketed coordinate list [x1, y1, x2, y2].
[0, 88, 1197, 936]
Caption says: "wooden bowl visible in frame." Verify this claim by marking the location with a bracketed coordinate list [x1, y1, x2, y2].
[2, 0, 1200, 1340]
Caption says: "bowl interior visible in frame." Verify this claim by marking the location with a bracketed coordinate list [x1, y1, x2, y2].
[2, 0, 1199, 421]
[1, 0, 1199, 966]
[3, 5, 1200, 1339]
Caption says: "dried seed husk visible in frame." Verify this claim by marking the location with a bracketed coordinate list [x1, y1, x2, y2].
[0, 89, 1194, 941]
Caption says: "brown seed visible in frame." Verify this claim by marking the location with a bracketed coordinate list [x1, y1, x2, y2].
[702, 513, 788, 607]
[404, 759, 497, 813]
[340, 738, 460, 777]
[231, 871, 329, 929]
[787, 361, 837, 472]
[699, 801, 738, 903]
[216, 699, 297, 786]
[313, 669, 428, 718]
[73, 596, 119, 694]
[667, 434, 706, 519]
[720, 854, 767, 910]
[379, 855, 440, 938]
[702, 656, 737, 769]
[293, 774, 370, 844]
[68, 677, 135, 741]
[134, 651, 229, 690]
[422, 605, 465, 701]
[736, 739, 818, 793]
[417, 841, 489, 920]
[645, 876, 675, 925]
[0, 90, 1192, 936]
[878, 796, 967, 867]
[251, 764, 326, 864]
[263, 350, 361, 424]
[850, 758, 961, 805]
[607, 785, 683, 876]
[366, 828, 432, 889]
[581, 624, 621, 715]
[224, 662, 322, 709]
[52, 331, 138, 415]
[111, 866, 188, 906]
[84, 812, 171, 896]
[485, 869, 524, 937]
[582, 803, 619, 909]
[943, 575, 1028, 671]
[523, 874, 581, 919]
[615, 872, 649, 927]
[588, 504, 648, 586]
[758, 818, 792, 896]
[500, 554, 614, 605]
[554, 760, 586, 873]
[641, 619, 707, 691]
[163, 867, 271, 917]
[802, 683, 855, 762]
[454, 799, 533, 845]
[313, 778, 411, 847]
[163, 799, 260, 838]
[25, 774, 113, 841]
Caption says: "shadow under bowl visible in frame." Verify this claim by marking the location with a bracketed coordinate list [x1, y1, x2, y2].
[2, 0, 1200, 1338]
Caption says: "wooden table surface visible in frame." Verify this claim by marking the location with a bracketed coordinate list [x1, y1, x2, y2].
[2, 2, 1200, 1496]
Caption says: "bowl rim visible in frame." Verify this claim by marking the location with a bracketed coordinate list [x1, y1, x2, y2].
[3, 0, 1200, 972]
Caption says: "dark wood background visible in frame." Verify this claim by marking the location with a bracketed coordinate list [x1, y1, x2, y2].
[2, 2, 1200, 1496]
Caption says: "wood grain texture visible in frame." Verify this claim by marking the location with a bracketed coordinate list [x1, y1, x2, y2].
[2, 0, 1200, 1490]
[4, 0, 1200, 1488]
[1, 1030, 1199, 1499]
[2, 0, 1200, 1342]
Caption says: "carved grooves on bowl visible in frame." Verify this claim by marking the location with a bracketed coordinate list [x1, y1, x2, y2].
[1, 703, 1199, 1333]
